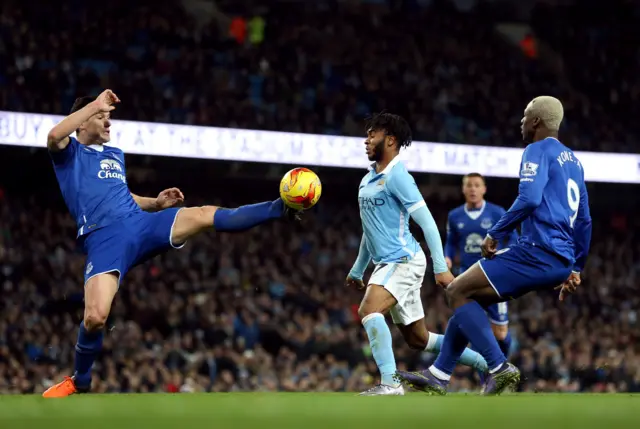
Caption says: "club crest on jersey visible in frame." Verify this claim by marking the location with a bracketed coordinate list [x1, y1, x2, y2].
[521, 162, 539, 177]
[98, 159, 126, 183]
[464, 233, 483, 254]
[457, 222, 465, 229]
[480, 218, 493, 229]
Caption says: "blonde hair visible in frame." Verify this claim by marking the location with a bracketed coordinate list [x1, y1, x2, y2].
[525, 96, 564, 131]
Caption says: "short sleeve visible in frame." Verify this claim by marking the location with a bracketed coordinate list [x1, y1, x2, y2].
[386, 170, 425, 214]
[49, 137, 78, 166]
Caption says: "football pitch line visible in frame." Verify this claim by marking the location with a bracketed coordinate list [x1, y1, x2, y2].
[0, 393, 637, 429]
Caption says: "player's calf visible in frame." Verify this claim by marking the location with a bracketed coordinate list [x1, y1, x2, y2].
[491, 323, 512, 359]
[43, 272, 118, 398]
[171, 199, 293, 244]
[358, 285, 399, 389]
[397, 322, 489, 373]
[76, 273, 118, 387]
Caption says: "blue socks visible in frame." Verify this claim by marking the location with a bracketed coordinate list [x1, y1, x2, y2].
[213, 199, 284, 232]
[498, 330, 512, 358]
[74, 321, 104, 388]
[433, 302, 506, 377]
[362, 313, 398, 387]
[427, 332, 488, 372]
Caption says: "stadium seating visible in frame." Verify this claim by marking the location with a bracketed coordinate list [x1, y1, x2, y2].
[0, 0, 639, 393]
[0, 0, 636, 151]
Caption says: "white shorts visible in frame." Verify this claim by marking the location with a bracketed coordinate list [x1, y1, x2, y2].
[368, 250, 427, 325]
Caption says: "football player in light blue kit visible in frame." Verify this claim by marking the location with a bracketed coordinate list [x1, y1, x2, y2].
[43, 90, 301, 398]
[397, 96, 592, 395]
[346, 113, 489, 396]
[445, 173, 518, 358]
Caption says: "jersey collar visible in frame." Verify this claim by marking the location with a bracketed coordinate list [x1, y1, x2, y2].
[368, 156, 401, 176]
[86, 144, 105, 152]
[464, 200, 486, 219]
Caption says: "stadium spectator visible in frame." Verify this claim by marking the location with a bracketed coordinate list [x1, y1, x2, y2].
[0, 166, 639, 393]
[0, 0, 639, 393]
[0, 0, 637, 151]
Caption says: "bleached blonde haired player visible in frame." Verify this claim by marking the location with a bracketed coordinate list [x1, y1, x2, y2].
[397, 96, 591, 395]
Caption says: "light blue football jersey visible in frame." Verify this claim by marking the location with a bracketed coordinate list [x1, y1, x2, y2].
[358, 158, 425, 264]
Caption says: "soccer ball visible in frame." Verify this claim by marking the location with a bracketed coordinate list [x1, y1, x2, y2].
[279, 167, 322, 210]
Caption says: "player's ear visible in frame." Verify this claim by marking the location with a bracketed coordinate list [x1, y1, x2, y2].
[532, 117, 541, 129]
[386, 135, 397, 148]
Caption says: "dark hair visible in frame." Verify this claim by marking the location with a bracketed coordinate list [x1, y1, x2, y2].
[463, 172, 485, 183]
[70, 96, 96, 114]
[365, 112, 413, 149]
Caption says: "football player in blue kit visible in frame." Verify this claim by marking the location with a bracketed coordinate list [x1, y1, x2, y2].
[396, 96, 592, 395]
[445, 173, 518, 358]
[43, 90, 300, 397]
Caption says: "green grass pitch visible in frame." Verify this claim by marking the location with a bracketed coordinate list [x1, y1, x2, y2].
[0, 393, 638, 429]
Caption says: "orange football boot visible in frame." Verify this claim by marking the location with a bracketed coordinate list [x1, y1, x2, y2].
[42, 376, 79, 398]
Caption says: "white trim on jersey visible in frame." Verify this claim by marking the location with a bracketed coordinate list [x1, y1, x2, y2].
[407, 200, 426, 214]
[464, 200, 486, 220]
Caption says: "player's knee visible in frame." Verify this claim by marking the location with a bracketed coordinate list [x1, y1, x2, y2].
[187, 206, 217, 228]
[444, 283, 461, 308]
[84, 309, 109, 332]
[358, 303, 372, 320]
[492, 324, 509, 341]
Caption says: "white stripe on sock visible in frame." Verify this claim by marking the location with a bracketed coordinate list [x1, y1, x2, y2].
[429, 365, 451, 381]
[361, 312, 384, 326]
[489, 363, 504, 374]
[425, 332, 439, 352]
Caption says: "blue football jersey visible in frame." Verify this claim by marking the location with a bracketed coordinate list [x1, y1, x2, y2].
[445, 201, 517, 272]
[488, 137, 592, 271]
[49, 137, 140, 237]
[358, 158, 424, 264]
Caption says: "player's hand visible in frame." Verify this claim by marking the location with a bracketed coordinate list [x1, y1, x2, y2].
[555, 272, 581, 302]
[445, 257, 453, 270]
[345, 275, 365, 290]
[434, 271, 455, 288]
[481, 236, 499, 259]
[93, 89, 121, 113]
[156, 187, 185, 210]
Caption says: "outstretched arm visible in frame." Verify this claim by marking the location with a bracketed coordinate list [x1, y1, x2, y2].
[47, 89, 120, 152]
[348, 234, 372, 280]
[132, 188, 185, 212]
[572, 177, 592, 273]
[131, 193, 161, 212]
[488, 143, 550, 241]
[444, 213, 457, 268]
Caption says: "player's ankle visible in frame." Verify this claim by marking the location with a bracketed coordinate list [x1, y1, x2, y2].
[381, 374, 399, 387]
[428, 365, 451, 382]
[72, 372, 92, 389]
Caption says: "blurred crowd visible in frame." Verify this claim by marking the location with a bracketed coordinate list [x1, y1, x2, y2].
[1, 0, 639, 395]
[1, 175, 639, 394]
[0, 0, 638, 152]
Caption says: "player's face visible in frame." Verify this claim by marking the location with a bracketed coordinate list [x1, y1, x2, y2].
[521, 110, 537, 143]
[81, 112, 111, 144]
[365, 128, 386, 162]
[462, 176, 486, 204]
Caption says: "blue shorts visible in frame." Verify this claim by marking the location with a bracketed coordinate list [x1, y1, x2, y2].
[486, 302, 509, 325]
[81, 208, 184, 285]
[461, 264, 509, 325]
[479, 243, 572, 301]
